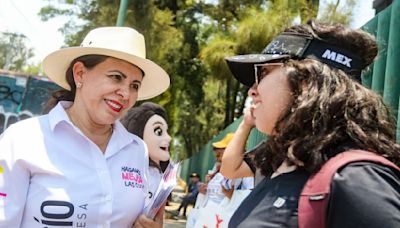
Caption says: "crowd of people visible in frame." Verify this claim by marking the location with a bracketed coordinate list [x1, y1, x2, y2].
[1, 19, 400, 228]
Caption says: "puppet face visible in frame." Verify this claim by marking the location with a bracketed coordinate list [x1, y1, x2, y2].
[143, 114, 171, 164]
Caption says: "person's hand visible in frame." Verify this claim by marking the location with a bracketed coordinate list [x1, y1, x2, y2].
[199, 183, 208, 194]
[132, 205, 164, 228]
[243, 108, 255, 128]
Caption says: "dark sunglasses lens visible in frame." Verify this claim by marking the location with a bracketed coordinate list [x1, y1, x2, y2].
[256, 65, 263, 83]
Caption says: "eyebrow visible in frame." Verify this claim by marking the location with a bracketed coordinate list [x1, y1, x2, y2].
[109, 70, 142, 84]
[153, 121, 165, 126]
[109, 70, 127, 78]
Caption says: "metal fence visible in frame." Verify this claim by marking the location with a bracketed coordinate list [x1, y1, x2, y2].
[179, 0, 400, 182]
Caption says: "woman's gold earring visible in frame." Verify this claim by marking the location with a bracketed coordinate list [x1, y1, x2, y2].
[76, 82, 82, 89]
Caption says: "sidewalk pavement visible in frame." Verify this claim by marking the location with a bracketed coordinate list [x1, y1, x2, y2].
[164, 183, 192, 228]
[164, 201, 188, 228]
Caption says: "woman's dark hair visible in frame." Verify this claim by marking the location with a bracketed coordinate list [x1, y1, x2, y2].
[254, 21, 400, 176]
[120, 102, 169, 172]
[42, 55, 108, 114]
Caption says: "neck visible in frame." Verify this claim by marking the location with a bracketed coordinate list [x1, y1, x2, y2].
[67, 106, 113, 153]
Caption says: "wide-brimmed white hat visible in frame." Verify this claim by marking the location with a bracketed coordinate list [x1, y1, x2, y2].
[42, 26, 170, 100]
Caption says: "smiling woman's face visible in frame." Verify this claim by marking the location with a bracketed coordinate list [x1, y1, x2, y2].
[73, 57, 143, 126]
[248, 65, 292, 135]
[143, 114, 171, 164]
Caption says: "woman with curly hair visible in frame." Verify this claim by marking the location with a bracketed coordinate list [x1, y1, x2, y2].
[224, 21, 400, 227]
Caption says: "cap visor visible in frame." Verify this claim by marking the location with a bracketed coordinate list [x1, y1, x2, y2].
[225, 54, 289, 87]
[212, 142, 227, 148]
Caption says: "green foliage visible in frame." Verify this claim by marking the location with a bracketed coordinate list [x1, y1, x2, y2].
[235, 6, 296, 54]
[0, 33, 33, 71]
[24, 62, 42, 75]
[38, 6, 71, 21]
[299, 0, 320, 23]
[200, 35, 237, 80]
[318, 0, 356, 25]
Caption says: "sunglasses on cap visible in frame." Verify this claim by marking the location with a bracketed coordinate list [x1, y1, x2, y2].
[254, 62, 284, 86]
[226, 32, 364, 87]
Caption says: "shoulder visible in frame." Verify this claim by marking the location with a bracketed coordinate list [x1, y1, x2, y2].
[2, 115, 45, 138]
[331, 161, 400, 197]
[148, 166, 162, 178]
[331, 161, 400, 200]
[114, 120, 148, 154]
[115, 120, 144, 142]
[334, 161, 400, 187]
[332, 162, 400, 200]
[0, 116, 48, 161]
[328, 162, 400, 227]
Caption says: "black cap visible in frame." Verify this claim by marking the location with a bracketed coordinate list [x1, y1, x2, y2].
[189, 172, 200, 178]
[225, 32, 364, 87]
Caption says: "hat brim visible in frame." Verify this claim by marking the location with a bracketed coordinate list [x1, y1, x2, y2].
[212, 142, 227, 149]
[225, 54, 289, 87]
[42, 47, 170, 100]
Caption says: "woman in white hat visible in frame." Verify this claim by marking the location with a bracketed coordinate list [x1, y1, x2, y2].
[0, 27, 169, 228]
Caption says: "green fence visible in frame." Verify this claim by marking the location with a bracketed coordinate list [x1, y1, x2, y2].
[179, 0, 400, 182]
[361, 0, 400, 141]
[179, 117, 267, 182]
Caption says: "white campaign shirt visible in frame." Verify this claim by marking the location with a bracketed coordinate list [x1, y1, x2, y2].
[204, 172, 225, 205]
[146, 166, 162, 206]
[0, 102, 149, 228]
[221, 177, 255, 190]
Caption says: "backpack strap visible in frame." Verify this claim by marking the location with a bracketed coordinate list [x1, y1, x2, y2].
[298, 150, 400, 228]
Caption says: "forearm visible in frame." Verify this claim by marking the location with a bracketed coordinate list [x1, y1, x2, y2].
[220, 121, 253, 179]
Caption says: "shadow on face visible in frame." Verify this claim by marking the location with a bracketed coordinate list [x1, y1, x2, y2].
[213, 147, 225, 162]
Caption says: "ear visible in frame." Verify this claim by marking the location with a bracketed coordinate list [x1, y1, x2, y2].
[72, 61, 87, 85]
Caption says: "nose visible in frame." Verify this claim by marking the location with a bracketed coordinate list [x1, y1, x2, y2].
[248, 84, 258, 97]
[117, 85, 130, 100]
[165, 133, 172, 143]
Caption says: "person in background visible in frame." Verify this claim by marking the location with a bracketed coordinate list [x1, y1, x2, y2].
[0, 26, 169, 228]
[121, 102, 172, 208]
[198, 133, 234, 205]
[199, 133, 254, 204]
[225, 21, 400, 227]
[188, 133, 254, 228]
[171, 172, 202, 218]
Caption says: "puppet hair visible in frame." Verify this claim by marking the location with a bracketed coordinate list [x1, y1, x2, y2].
[121, 102, 169, 172]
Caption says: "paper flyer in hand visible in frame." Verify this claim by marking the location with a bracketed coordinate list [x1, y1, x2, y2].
[144, 161, 180, 219]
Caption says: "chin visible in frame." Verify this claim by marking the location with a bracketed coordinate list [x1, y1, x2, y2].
[255, 123, 267, 134]
[160, 157, 170, 162]
[100, 114, 119, 124]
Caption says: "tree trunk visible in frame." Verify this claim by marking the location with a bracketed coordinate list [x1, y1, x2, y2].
[230, 80, 240, 121]
[224, 77, 233, 127]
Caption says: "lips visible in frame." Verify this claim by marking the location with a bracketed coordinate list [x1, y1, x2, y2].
[250, 102, 261, 119]
[251, 103, 260, 109]
[105, 99, 123, 112]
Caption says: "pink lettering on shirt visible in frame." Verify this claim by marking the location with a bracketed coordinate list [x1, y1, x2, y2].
[121, 172, 143, 183]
